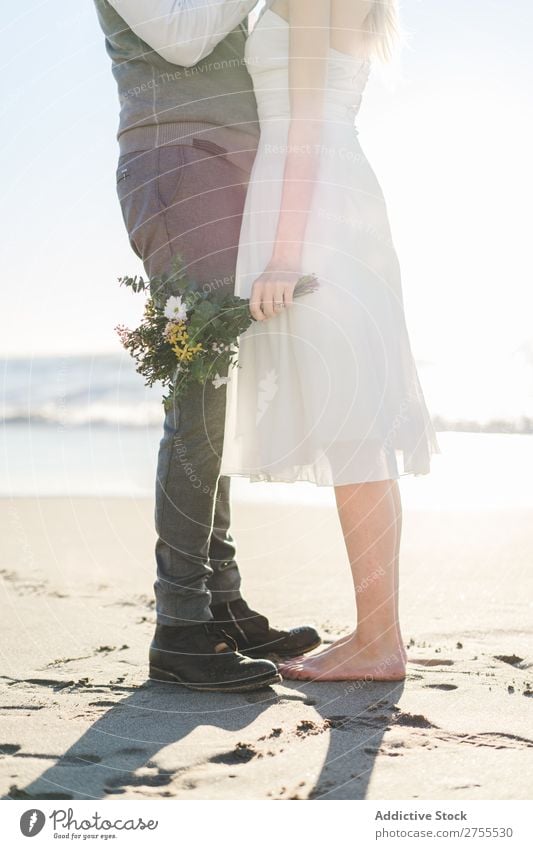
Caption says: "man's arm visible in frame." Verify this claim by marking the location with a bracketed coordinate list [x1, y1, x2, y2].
[107, 0, 257, 67]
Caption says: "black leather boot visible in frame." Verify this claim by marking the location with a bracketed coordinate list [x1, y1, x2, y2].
[149, 622, 281, 692]
[210, 598, 321, 660]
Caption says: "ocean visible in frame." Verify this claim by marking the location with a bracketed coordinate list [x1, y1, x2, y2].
[1, 354, 532, 508]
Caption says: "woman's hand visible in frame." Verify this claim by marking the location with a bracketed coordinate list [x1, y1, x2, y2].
[249, 259, 302, 321]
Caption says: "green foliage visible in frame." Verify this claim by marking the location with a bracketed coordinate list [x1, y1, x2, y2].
[116, 253, 317, 410]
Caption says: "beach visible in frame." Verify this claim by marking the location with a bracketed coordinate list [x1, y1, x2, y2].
[1, 462, 532, 800]
[3, 0, 533, 811]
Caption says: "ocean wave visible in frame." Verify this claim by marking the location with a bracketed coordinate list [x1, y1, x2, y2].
[2, 406, 533, 433]
[2, 354, 533, 433]
[1, 402, 163, 428]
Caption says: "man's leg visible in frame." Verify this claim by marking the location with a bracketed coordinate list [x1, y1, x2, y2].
[117, 142, 246, 626]
[153, 381, 241, 625]
[115, 142, 282, 690]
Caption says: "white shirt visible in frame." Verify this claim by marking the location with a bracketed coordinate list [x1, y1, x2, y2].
[107, 0, 258, 67]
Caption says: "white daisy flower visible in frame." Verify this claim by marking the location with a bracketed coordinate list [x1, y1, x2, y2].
[164, 295, 187, 322]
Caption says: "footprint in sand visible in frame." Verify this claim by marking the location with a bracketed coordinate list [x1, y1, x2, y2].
[58, 753, 102, 766]
[210, 743, 259, 765]
[104, 765, 177, 792]
[326, 711, 436, 731]
[8, 785, 73, 800]
[1, 744, 21, 755]
[494, 654, 532, 669]
[438, 730, 533, 750]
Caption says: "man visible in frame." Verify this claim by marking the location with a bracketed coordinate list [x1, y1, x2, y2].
[93, 0, 321, 692]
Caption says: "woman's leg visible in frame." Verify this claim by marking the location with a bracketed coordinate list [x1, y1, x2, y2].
[294, 477, 407, 661]
[280, 479, 406, 680]
[391, 478, 408, 663]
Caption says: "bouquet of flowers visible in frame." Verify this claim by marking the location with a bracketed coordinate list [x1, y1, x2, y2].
[115, 254, 318, 410]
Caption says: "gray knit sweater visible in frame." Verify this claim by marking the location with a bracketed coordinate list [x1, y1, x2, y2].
[93, 0, 260, 155]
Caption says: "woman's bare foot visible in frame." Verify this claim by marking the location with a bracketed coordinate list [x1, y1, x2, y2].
[279, 633, 406, 681]
[318, 631, 408, 665]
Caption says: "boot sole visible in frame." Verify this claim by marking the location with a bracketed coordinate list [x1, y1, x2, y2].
[149, 664, 282, 693]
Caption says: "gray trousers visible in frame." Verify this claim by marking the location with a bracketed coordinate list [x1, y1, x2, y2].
[116, 141, 251, 625]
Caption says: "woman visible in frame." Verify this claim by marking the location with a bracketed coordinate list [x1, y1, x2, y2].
[220, 0, 440, 681]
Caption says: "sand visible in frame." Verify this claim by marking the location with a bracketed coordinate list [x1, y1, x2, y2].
[0, 495, 532, 800]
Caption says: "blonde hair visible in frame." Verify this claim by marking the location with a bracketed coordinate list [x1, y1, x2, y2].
[364, 0, 400, 62]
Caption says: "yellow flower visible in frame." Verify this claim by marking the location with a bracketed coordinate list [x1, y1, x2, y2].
[173, 341, 203, 362]
[166, 321, 202, 362]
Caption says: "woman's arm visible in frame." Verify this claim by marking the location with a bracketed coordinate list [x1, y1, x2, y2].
[250, 0, 331, 320]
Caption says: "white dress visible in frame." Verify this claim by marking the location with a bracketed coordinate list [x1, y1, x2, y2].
[220, 8, 440, 485]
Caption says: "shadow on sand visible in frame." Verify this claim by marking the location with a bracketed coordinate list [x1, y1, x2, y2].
[3, 671, 406, 801]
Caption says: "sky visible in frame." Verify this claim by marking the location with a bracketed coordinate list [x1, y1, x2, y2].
[2, 0, 533, 420]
